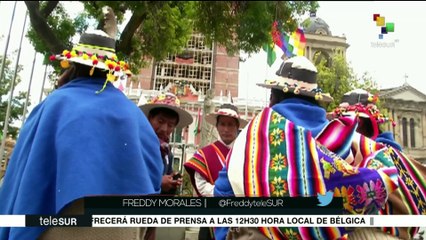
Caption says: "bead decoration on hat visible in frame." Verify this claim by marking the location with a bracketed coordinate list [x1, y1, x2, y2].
[147, 93, 181, 107]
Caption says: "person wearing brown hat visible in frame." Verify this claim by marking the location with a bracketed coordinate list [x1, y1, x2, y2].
[184, 103, 247, 240]
[139, 92, 193, 195]
[213, 56, 407, 240]
[0, 9, 160, 240]
[139, 92, 193, 240]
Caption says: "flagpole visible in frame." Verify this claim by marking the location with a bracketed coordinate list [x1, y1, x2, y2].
[245, 71, 248, 120]
[0, 1, 17, 84]
[265, 47, 269, 107]
[0, 9, 28, 166]
[21, 51, 37, 126]
[38, 64, 48, 104]
[0, 1, 17, 177]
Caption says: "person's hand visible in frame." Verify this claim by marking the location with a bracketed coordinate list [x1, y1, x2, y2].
[161, 173, 182, 192]
[173, 172, 183, 186]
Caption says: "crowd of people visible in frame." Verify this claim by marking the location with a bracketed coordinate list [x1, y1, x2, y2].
[0, 11, 426, 240]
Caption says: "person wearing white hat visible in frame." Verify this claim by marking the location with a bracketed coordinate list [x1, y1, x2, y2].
[184, 103, 247, 240]
[213, 56, 406, 240]
[0, 8, 159, 240]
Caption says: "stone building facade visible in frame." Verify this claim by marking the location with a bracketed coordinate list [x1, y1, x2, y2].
[380, 83, 426, 164]
[302, 12, 350, 64]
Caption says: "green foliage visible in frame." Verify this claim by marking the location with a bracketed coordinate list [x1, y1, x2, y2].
[353, 72, 384, 110]
[179, 171, 194, 196]
[302, 18, 312, 29]
[0, 54, 30, 139]
[133, 1, 195, 68]
[25, 1, 317, 74]
[27, 3, 77, 65]
[194, 1, 316, 56]
[353, 72, 379, 94]
[315, 53, 356, 111]
[315, 53, 381, 113]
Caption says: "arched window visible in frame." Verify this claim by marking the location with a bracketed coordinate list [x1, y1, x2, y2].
[402, 117, 408, 147]
[410, 118, 415, 148]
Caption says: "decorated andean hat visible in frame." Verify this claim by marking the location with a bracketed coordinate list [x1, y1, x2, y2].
[257, 56, 333, 103]
[50, 29, 132, 78]
[205, 103, 248, 128]
[139, 92, 193, 129]
[332, 89, 396, 137]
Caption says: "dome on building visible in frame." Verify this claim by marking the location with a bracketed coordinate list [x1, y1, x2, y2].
[302, 12, 332, 36]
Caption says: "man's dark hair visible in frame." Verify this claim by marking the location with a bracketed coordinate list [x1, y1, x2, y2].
[270, 88, 320, 106]
[71, 63, 108, 79]
[54, 63, 111, 89]
[148, 107, 179, 123]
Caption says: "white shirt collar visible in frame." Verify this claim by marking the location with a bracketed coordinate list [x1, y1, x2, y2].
[219, 138, 234, 149]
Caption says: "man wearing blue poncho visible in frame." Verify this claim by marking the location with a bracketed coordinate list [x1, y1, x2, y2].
[0, 13, 163, 239]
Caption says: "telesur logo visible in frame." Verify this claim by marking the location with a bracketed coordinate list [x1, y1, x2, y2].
[371, 14, 398, 48]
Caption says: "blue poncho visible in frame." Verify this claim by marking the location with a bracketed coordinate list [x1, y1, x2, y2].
[0, 78, 163, 239]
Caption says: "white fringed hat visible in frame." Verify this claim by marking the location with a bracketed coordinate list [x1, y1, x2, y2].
[205, 104, 248, 128]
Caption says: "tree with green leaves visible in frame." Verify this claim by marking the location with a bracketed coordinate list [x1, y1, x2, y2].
[315, 53, 357, 112]
[353, 72, 380, 94]
[314, 53, 380, 112]
[0, 54, 29, 139]
[24, 1, 318, 73]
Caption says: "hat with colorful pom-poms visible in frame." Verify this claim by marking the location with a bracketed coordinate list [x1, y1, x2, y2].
[49, 6, 132, 93]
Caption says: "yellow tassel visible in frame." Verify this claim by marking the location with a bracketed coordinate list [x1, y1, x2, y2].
[107, 72, 116, 82]
[96, 79, 109, 94]
[95, 73, 116, 94]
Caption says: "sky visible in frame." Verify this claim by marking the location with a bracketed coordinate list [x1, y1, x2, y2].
[239, 1, 426, 102]
[0, 1, 85, 113]
[1, 1, 426, 115]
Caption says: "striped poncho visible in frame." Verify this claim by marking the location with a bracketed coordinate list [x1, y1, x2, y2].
[215, 107, 401, 240]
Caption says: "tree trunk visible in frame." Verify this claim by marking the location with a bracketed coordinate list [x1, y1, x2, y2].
[200, 89, 217, 148]
[25, 1, 67, 54]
